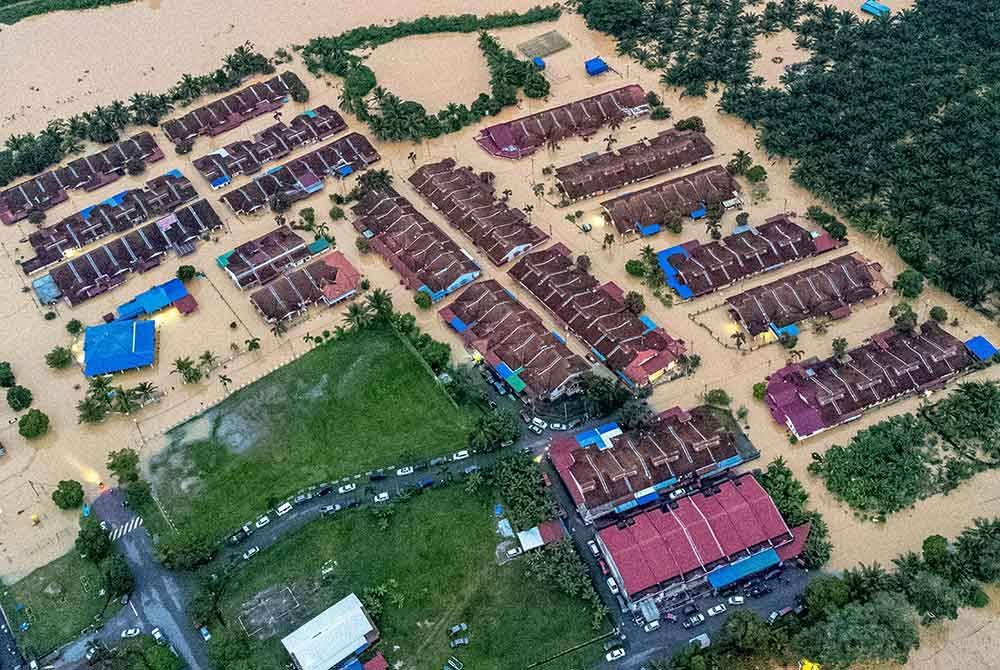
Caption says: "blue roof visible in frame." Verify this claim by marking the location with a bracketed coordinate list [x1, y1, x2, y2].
[597, 422, 619, 434]
[495, 362, 515, 379]
[32, 274, 61, 305]
[448, 316, 467, 333]
[338, 658, 363, 670]
[707, 548, 780, 590]
[117, 279, 189, 319]
[656, 246, 695, 299]
[336, 165, 354, 177]
[585, 57, 609, 76]
[690, 206, 707, 219]
[210, 176, 231, 189]
[769, 322, 800, 338]
[532, 56, 546, 70]
[83, 320, 156, 376]
[966, 335, 998, 361]
[638, 223, 660, 237]
[575, 428, 602, 448]
[639, 314, 657, 333]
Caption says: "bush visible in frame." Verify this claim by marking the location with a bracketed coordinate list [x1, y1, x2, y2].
[0, 361, 13, 387]
[625, 259, 646, 277]
[176, 265, 197, 282]
[66, 318, 83, 336]
[703, 388, 731, 406]
[329, 206, 345, 221]
[752, 381, 767, 400]
[7, 385, 32, 411]
[44, 310, 57, 320]
[929, 305, 948, 323]
[745, 165, 768, 183]
[52, 480, 85, 509]
[19, 409, 49, 439]
[893, 268, 925, 299]
[356, 236, 371, 254]
[45, 345, 74, 369]
[413, 291, 433, 309]
[674, 116, 705, 133]
[649, 105, 671, 120]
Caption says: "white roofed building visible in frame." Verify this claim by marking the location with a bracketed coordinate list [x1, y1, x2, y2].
[281, 593, 379, 670]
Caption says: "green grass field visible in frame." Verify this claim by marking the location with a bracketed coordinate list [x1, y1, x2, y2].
[213, 485, 603, 670]
[149, 326, 475, 542]
[0, 551, 120, 657]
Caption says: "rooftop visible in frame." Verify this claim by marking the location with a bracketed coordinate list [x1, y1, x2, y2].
[555, 129, 714, 202]
[726, 253, 889, 335]
[766, 321, 974, 438]
[439, 279, 588, 401]
[601, 165, 739, 235]
[281, 593, 377, 670]
[508, 244, 685, 385]
[219, 225, 310, 290]
[475, 85, 649, 159]
[250, 251, 360, 322]
[408, 159, 547, 266]
[83, 319, 156, 377]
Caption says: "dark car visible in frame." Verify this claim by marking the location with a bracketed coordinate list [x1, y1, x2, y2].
[682, 604, 698, 616]
[417, 477, 435, 489]
[226, 530, 246, 545]
[344, 498, 360, 508]
[763, 568, 784, 581]
[317, 486, 332, 497]
[369, 470, 387, 481]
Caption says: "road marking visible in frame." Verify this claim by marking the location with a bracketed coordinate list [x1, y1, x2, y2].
[110, 516, 144, 541]
[130, 600, 138, 617]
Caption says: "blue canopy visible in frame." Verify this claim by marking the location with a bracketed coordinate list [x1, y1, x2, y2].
[532, 56, 546, 70]
[83, 320, 156, 377]
[585, 57, 609, 76]
[638, 223, 661, 237]
[117, 279, 189, 319]
[449, 316, 467, 333]
[656, 246, 695, 300]
[707, 549, 780, 590]
[966, 335, 998, 361]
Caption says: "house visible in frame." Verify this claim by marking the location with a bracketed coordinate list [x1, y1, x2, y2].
[250, 251, 361, 322]
[281, 593, 379, 670]
[508, 244, 686, 386]
[217, 226, 310, 290]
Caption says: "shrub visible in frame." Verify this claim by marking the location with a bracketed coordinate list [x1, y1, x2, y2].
[66, 319, 83, 336]
[752, 381, 767, 400]
[650, 105, 671, 120]
[27, 209, 46, 225]
[7, 385, 32, 411]
[413, 291, 433, 309]
[19, 409, 49, 439]
[745, 165, 768, 183]
[44, 311, 57, 320]
[329, 206, 345, 221]
[176, 265, 197, 282]
[45, 346, 74, 369]
[356, 236, 371, 254]
[674, 116, 705, 133]
[929, 305, 948, 323]
[0, 361, 14, 387]
[625, 259, 646, 277]
[893, 269, 924, 299]
[52, 480, 85, 509]
[703, 388, 731, 406]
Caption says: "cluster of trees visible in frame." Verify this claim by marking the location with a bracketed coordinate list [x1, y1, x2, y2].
[491, 452, 554, 529]
[468, 408, 520, 452]
[0, 0, 131, 26]
[299, 7, 561, 142]
[805, 205, 847, 241]
[77, 375, 159, 423]
[100, 635, 184, 670]
[171, 351, 221, 385]
[521, 541, 608, 631]
[810, 382, 1000, 520]
[755, 458, 831, 567]
[0, 43, 276, 186]
[719, 0, 1000, 308]
[2, 359, 49, 438]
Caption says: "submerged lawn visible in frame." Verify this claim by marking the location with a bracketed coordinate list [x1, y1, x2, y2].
[214, 485, 602, 670]
[150, 326, 474, 541]
[0, 551, 121, 657]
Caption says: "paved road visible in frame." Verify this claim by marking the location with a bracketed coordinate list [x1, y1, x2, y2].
[0, 602, 25, 670]
[48, 489, 211, 670]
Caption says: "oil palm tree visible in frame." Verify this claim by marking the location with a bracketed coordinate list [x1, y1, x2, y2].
[245, 337, 261, 352]
[198, 350, 219, 372]
[365, 288, 393, 323]
[344, 302, 374, 331]
[171, 357, 202, 384]
[88, 375, 113, 402]
[270, 321, 287, 338]
[77, 396, 109, 425]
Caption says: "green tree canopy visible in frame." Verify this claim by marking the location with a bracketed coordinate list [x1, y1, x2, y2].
[52, 479, 85, 509]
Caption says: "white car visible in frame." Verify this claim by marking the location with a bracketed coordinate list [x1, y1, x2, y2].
[707, 604, 727, 617]
[506, 546, 522, 558]
[120, 628, 141, 639]
[451, 450, 470, 461]
[668, 487, 687, 500]
[727, 595, 745, 606]
[606, 577, 620, 595]
[531, 417, 548, 430]
[527, 424, 543, 435]
[549, 422, 568, 431]
[642, 620, 661, 633]
[396, 466, 414, 477]
[242, 546, 259, 560]
[605, 647, 626, 661]
[587, 540, 600, 557]
[255, 515, 270, 529]
[373, 492, 390, 503]
[337, 483, 356, 494]
[275, 502, 293, 517]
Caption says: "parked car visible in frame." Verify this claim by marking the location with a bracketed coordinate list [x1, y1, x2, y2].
[551, 422, 569, 431]
[448, 623, 468, 636]
[452, 450, 470, 461]
[682, 614, 706, 629]
[688, 633, 711, 649]
[199, 626, 211, 642]
[241, 523, 255, 536]
[727, 596, 745, 606]
[85, 644, 99, 663]
[587, 540, 600, 557]
[682, 604, 698, 616]
[506, 546, 522, 558]
[344, 498, 360, 508]
[227, 529, 247, 545]
[293, 494, 308, 505]
[255, 515, 270, 529]
[450, 637, 469, 648]
[368, 470, 387, 481]
[763, 568, 784, 581]
[463, 465, 480, 475]
[275, 502, 293, 517]
[337, 483, 356, 494]
[242, 546, 260, 560]
[429, 457, 448, 467]
[768, 607, 794, 624]
[531, 417, 548, 430]
[707, 604, 727, 617]
[605, 647, 626, 661]
[120, 628, 141, 639]
[493, 382, 507, 395]
[520, 411, 532, 424]
[598, 559, 609, 575]
[528, 424, 543, 435]
[320, 504, 341, 516]
[373, 492, 390, 504]
[606, 577, 620, 595]
[396, 466, 414, 477]
[603, 640, 621, 651]
[447, 657, 464, 670]
[749, 585, 773, 598]
[668, 488, 687, 500]
[317, 486, 332, 497]
[567, 418, 583, 429]
[417, 477, 434, 489]
[643, 620, 661, 633]
[663, 612, 678, 622]
[151, 628, 165, 645]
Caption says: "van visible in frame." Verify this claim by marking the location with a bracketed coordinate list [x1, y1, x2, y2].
[531, 417, 548, 430]
[275, 502, 293, 517]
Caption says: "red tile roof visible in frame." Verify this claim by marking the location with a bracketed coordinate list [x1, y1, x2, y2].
[363, 653, 389, 670]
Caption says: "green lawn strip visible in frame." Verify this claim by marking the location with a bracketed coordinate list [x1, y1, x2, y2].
[0, 551, 121, 658]
[214, 486, 598, 669]
[0, 0, 132, 25]
[150, 326, 474, 542]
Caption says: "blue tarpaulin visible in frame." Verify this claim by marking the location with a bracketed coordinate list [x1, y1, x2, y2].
[532, 56, 546, 70]
[210, 176, 230, 189]
[639, 315, 657, 333]
[495, 362, 515, 379]
[690, 206, 707, 219]
[707, 549, 780, 590]
[552, 331, 566, 344]
[769, 322, 800, 338]
[638, 223, 660, 237]
[83, 320, 156, 377]
[860, 0, 890, 15]
[585, 57, 609, 76]
[449, 316, 468, 333]
[575, 428, 602, 448]
[656, 246, 695, 300]
[117, 279, 189, 319]
[336, 164, 354, 177]
[966, 335, 998, 361]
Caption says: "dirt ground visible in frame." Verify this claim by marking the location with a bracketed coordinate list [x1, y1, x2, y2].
[0, 3, 994, 666]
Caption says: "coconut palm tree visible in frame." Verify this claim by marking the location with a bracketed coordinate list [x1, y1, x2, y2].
[171, 357, 202, 384]
[344, 303, 374, 331]
[77, 396, 109, 425]
[132, 382, 158, 406]
[728, 149, 753, 175]
[789, 349, 806, 363]
[270, 321, 287, 338]
[245, 337, 261, 352]
[106, 100, 131, 130]
[731, 331, 747, 350]
[358, 169, 393, 194]
[88, 375, 113, 402]
[112, 387, 136, 415]
[366, 289, 394, 323]
[198, 350, 219, 372]
[218, 375, 233, 393]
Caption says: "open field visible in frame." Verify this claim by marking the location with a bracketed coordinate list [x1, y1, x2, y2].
[149, 325, 473, 541]
[214, 484, 602, 670]
[0, 550, 120, 658]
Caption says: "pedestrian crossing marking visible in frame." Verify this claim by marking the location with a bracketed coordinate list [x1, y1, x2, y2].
[109, 516, 144, 541]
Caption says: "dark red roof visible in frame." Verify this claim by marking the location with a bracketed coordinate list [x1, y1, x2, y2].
[363, 653, 389, 670]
